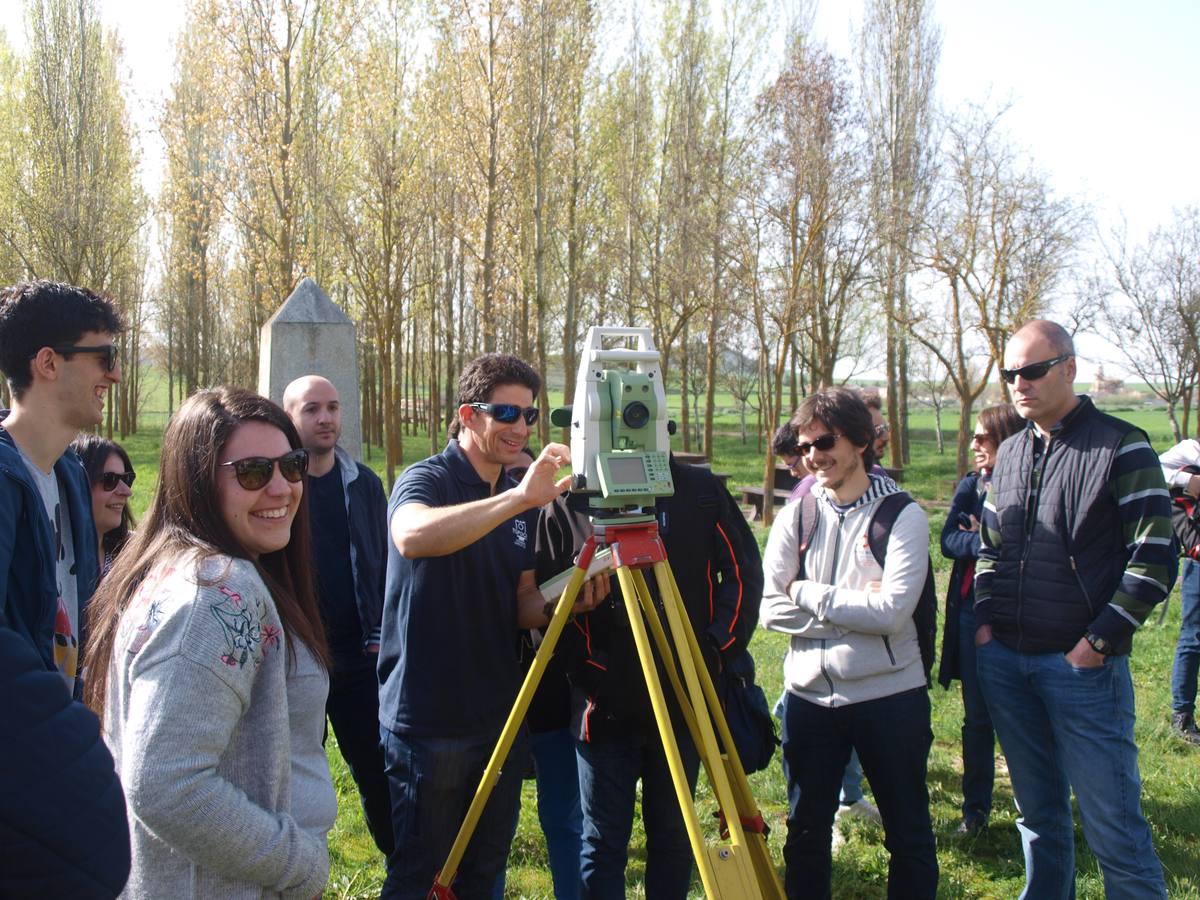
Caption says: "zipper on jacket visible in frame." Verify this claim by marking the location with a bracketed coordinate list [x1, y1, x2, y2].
[1069, 555, 1096, 616]
[819, 512, 846, 704]
[881, 635, 896, 665]
[1017, 434, 1055, 651]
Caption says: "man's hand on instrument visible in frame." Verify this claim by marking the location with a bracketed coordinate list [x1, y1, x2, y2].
[517, 442, 573, 508]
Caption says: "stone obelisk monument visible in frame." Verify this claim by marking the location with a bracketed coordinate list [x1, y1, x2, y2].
[258, 277, 362, 460]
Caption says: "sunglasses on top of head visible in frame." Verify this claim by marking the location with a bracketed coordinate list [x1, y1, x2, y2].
[796, 433, 840, 457]
[468, 402, 540, 426]
[31, 344, 119, 372]
[219, 449, 309, 491]
[999, 354, 1071, 385]
[96, 470, 136, 492]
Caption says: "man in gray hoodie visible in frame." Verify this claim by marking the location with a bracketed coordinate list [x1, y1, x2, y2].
[761, 387, 937, 900]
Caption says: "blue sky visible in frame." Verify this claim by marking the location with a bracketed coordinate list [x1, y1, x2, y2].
[810, 0, 1200, 378]
[813, 0, 1200, 241]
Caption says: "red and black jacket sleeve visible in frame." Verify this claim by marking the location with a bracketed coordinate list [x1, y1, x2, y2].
[699, 472, 763, 657]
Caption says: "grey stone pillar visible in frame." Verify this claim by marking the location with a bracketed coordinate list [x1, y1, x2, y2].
[258, 277, 362, 460]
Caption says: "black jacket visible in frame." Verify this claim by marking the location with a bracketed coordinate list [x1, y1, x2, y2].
[332, 446, 388, 649]
[536, 458, 763, 743]
[937, 472, 985, 687]
[0, 608, 130, 898]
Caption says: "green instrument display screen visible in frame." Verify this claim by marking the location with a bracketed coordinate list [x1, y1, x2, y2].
[607, 455, 648, 485]
[594, 450, 673, 503]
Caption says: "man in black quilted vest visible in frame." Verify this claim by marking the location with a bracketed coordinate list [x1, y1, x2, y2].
[975, 320, 1173, 899]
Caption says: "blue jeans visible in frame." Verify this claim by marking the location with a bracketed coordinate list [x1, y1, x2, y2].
[956, 606, 995, 822]
[380, 726, 527, 900]
[779, 688, 938, 900]
[976, 638, 1166, 899]
[779, 693, 866, 806]
[575, 730, 700, 900]
[1172, 559, 1200, 716]
[493, 728, 583, 900]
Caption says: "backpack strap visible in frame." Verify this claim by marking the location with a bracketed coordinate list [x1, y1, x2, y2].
[796, 493, 819, 580]
[866, 492, 915, 566]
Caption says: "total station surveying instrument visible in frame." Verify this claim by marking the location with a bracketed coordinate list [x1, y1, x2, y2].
[429, 326, 784, 900]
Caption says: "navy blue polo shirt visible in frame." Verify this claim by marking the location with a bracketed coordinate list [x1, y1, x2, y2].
[378, 440, 536, 737]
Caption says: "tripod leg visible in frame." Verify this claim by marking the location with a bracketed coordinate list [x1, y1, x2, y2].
[430, 539, 597, 899]
[653, 562, 786, 900]
[628, 571, 746, 825]
[648, 564, 748, 843]
[629, 577, 705, 750]
[615, 565, 722, 898]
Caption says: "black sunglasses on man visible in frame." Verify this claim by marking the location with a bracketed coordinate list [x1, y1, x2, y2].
[999, 354, 1071, 385]
[30, 344, 120, 372]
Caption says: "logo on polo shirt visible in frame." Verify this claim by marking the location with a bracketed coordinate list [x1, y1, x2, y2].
[513, 518, 528, 549]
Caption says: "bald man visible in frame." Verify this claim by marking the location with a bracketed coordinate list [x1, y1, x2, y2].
[974, 321, 1172, 898]
[283, 375, 393, 857]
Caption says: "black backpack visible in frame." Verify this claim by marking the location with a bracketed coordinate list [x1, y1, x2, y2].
[795, 491, 938, 685]
[1169, 465, 1200, 560]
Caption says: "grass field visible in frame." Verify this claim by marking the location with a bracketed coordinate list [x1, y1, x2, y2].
[111, 396, 1200, 898]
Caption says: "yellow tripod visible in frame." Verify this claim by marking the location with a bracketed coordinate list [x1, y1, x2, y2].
[429, 516, 784, 900]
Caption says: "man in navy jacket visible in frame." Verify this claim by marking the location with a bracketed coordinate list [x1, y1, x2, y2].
[0, 281, 119, 688]
[0, 280, 129, 896]
[0, 607, 130, 897]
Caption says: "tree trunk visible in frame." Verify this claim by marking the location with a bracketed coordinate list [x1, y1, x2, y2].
[898, 327, 911, 464]
[1182, 385, 1192, 440]
[956, 393, 973, 478]
[679, 315, 691, 452]
[886, 287, 901, 469]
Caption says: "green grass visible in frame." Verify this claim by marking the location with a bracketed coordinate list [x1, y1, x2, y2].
[113, 397, 1200, 898]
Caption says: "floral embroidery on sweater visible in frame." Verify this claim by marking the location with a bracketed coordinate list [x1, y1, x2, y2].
[211, 584, 268, 668]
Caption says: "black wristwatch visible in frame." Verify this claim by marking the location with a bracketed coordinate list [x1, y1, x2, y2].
[1083, 631, 1114, 656]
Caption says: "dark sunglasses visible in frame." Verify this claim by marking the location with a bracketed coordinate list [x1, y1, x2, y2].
[219, 449, 308, 491]
[468, 402, 540, 426]
[796, 433, 839, 458]
[32, 344, 120, 372]
[999, 354, 1070, 385]
[96, 470, 136, 491]
[971, 432, 993, 446]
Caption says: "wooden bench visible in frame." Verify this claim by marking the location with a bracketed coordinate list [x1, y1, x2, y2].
[673, 451, 709, 466]
[739, 486, 793, 520]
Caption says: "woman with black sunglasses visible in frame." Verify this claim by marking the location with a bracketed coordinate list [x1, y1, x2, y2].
[85, 386, 333, 899]
[70, 433, 137, 576]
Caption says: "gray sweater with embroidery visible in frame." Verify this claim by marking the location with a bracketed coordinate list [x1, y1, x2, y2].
[103, 553, 329, 900]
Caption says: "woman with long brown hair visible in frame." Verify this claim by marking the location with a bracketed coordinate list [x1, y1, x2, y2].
[85, 386, 333, 899]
